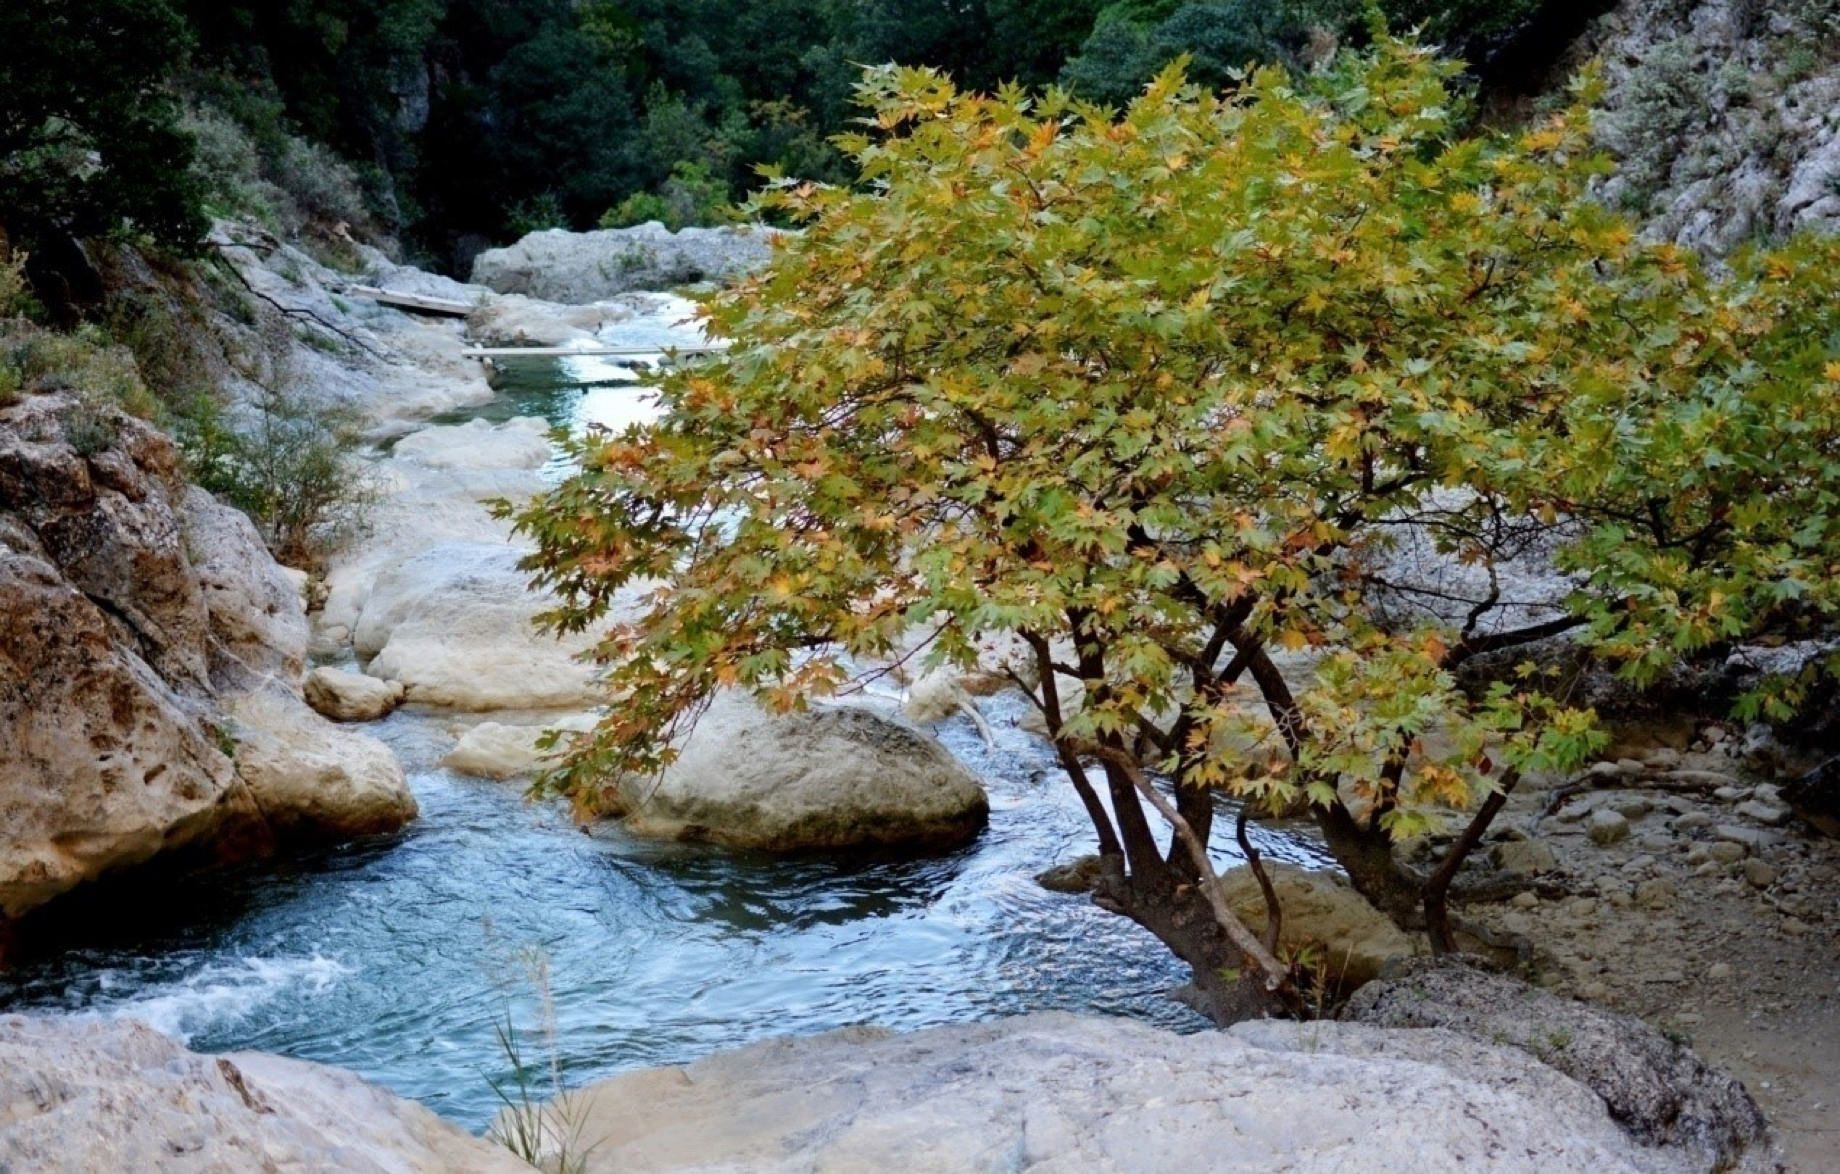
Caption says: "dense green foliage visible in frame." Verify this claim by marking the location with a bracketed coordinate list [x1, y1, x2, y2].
[507, 40, 1840, 1014]
[0, 0, 206, 253]
[0, 0, 1591, 271]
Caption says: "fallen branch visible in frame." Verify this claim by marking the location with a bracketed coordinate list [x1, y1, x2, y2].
[206, 248, 385, 359]
[1533, 767, 1734, 828]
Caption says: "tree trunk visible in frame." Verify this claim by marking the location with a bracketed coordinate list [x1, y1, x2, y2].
[1093, 858, 1293, 1026]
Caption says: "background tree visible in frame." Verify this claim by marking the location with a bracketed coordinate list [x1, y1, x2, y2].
[0, 0, 206, 303]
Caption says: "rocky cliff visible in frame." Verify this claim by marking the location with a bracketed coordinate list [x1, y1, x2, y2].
[1586, 0, 1840, 253]
[0, 392, 414, 935]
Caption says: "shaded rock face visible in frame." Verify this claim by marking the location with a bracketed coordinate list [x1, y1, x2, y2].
[469, 223, 778, 302]
[0, 1014, 524, 1173]
[0, 395, 411, 928]
[1218, 862, 1421, 988]
[1345, 957, 1774, 1173]
[536, 1011, 1723, 1173]
[615, 693, 989, 853]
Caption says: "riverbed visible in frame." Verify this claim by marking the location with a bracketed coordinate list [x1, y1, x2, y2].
[0, 330, 1327, 1130]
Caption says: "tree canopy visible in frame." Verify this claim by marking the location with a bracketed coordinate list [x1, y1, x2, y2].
[509, 38, 1840, 1018]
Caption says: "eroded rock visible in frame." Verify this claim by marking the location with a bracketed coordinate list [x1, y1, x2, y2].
[0, 1014, 523, 1172]
[1345, 958, 1774, 1173]
[533, 1011, 1733, 1172]
[614, 693, 988, 853]
[227, 685, 417, 843]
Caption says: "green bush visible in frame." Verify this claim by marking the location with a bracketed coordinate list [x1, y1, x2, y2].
[177, 387, 375, 566]
[599, 162, 740, 233]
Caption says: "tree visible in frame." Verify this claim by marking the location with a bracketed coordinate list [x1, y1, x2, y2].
[507, 40, 1840, 1021]
[0, 0, 206, 255]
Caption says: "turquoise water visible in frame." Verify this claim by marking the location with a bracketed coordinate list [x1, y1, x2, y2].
[0, 342, 1328, 1131]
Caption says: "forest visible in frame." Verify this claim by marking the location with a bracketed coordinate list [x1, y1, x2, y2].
[7, 0, 1605, 272]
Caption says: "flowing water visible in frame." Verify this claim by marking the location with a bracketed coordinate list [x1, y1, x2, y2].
[0, 304, 1329, 1131]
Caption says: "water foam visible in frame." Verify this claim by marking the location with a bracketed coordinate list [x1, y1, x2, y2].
[84, 954, 352, 1043]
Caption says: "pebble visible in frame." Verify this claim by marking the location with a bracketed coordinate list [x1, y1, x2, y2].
[1715, 825, 1772, 850]
[1588, 759, 1623, 778]
[1735, 800, 1792, 827]
[1714, 785, 1751, 802]
[1752, 783, 1783, 806]
[1589, 808, 1631, 846]
[1611, 797, 1653, 820]
[1674, 812, 1713, 831]
[1782, 918, 1811, 936]
[1707, 962, 1735, 981]
[1510, 891, 1539, 909]
[1708, 841, 1748, 864]
[1635, 878, 1677, 909]
[1743, 860, 1778, 889]
[1556, 801, 1594, 824]
[1644, 748, 1682, 768]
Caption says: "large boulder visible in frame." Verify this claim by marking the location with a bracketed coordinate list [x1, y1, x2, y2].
[304, 666, 405, 723]
[227, 685, 417, 843]
[530, 1011, 1735, 1172]
[0, 551, 266, 920]
[614, 694, 989, 853]
[0, 398, 288, 924]
[353, 542, 603, 711]
[0, 1014, 523, 1172]
[1345, 958, 1774, 1173]
[1218, 862, 1422, 988]
[388, 416, 552, 473]
[469, 223, 778, 302]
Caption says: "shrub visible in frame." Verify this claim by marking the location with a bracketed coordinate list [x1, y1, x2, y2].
[599, 162, 740, 233]
[178, 387, 375, 566]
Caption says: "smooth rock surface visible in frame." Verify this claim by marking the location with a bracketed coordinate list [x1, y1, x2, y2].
[536, 1011, 1723, 1172]
[1347, 958, 1775, 1173]
[614, 693, 988, 852]
[180, 486, 310, 691]
[442, 714, 598, 780]
[228, 685, 417, 842]
[0, 1014, 522, 1173]
[354, 543, 603, 711]
[304, 666, 406, 722]
[470, 222, 779, 302]
[389, 416, 552, 473]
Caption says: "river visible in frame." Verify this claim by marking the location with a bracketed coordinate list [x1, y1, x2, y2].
[0, 325, 1328, 1131]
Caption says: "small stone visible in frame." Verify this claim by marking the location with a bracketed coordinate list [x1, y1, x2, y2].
[1615, 758, 1646, 776]
[1635, 878, 1676, 909]
[1642, 969, 1685, 984]
[1674, 812, 1713, 831]
[1708, 842, 1748, 864]
[1782, 918, 1810, 936]
[1510, 891, 1539, 910]
[1694, 862, 1723, 878]
[1686, 844, 1714, 866]
[1735, 800, 1792, 827]
[1491, 839, 1559, 875]
[1557, 801, 1594, 824]
[1643, 748, 1682, 768]
[1587, 760, 1623, 778]
[1706, 962, 1734, 981]
[1751, 783, 1783, 806]
[1713, 786, 1751, 803]
[1035, 855, 1103, 894]
[1636, 835, 1673, 854]
[1588, 808, 1631, 846]
[1673, 1012, 1702, 1027]
[1743, 860, 1777, 889]
[1610, 797, 1653, 820]
[1714, 825, 1772, 850]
